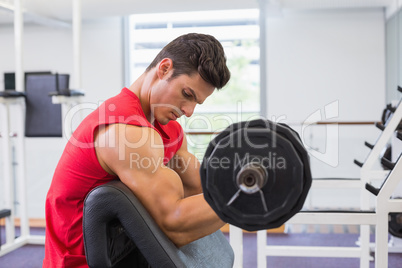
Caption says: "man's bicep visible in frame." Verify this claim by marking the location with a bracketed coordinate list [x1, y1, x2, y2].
[98, 124, 159, 172]
[99, 124, 185, 214]
[115, 146, 186, 230]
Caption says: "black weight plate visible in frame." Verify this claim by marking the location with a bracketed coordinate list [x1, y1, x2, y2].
[237, 122, 311, 230]
[203, 132, 303, 230]
[207, 129, 303, 226]
[201, 119, 305, 231]
[389, 213, 402, 238]
[267, 123, 312, 227]
[201, 120, 257, 192]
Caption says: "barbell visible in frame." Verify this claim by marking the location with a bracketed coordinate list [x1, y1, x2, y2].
[200, 119, 312, 231]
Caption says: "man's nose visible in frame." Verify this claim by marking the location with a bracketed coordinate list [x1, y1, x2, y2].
[181, 103, 196, 117]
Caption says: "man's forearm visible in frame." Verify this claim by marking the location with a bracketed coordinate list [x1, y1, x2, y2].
[183, 184, 203, 197]
[164, 194, 225, 247]
[170, 153, 203, 197]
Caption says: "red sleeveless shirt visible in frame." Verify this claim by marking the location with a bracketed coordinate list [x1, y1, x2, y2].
[43, 88, 183, 267]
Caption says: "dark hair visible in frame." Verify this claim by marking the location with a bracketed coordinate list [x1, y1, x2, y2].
[146, 33, 231, 89]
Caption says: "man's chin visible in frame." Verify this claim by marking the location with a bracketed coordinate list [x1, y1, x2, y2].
[155, 117, 170, 125]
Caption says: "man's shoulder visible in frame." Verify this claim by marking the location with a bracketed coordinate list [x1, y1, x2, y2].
[105, 123, 164, 150]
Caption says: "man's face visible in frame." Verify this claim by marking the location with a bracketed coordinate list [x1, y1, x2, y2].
[150, 72, 215, 125]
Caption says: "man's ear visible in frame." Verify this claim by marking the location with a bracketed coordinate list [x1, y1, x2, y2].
[157, 58, 173, 79]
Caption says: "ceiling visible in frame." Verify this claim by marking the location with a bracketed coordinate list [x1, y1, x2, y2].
[0, 0, 396, 27]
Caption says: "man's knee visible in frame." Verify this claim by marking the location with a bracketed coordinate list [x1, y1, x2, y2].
[178, 230, 234, 268]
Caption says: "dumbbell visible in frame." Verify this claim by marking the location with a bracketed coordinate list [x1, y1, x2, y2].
[200, 119, 312, 231]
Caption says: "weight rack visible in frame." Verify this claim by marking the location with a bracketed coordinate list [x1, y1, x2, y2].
[0, 75, 85, 256]
[257, 86, 402, 268]
[0, 93, 45, 256]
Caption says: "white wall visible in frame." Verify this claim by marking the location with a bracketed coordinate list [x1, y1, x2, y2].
[0, 17, 124, 218]
[266, 9, 386, 122]
[386, 9, 402, 103]
[263, 9, 386, 208]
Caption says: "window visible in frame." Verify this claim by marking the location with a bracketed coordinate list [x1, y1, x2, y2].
[126, 9, 260, 158]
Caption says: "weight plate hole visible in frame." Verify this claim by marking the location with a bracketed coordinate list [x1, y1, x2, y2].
[245, 176, 256, 187]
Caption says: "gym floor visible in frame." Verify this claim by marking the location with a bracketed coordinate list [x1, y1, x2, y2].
[1, 224, 402, 268]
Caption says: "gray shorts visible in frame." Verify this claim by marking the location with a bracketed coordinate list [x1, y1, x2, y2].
[177, 230, 234, 268]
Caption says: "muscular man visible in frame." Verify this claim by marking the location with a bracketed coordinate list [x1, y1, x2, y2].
[43, 33, 232, 267]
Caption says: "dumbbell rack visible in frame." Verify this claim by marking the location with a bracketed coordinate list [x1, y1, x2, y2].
[257, 87, 402, 268]
[0, 93, 45, 256]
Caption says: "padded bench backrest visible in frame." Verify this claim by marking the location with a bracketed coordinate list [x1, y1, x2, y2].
[83, 180, 186, 268]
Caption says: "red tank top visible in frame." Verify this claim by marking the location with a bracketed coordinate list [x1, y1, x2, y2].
[43, 88, 183, 268]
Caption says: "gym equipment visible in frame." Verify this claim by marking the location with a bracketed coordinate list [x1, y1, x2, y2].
[389, 211, 402, 238]
[49, 74, 85, 139]
[381, 103, 402, 131]
[379, 103, 402, 170]
[201, 119, 312, 231]
[83, 180, 234, 268]
[257, 86, 402, 268]
[23, 72, 85, 138]
[0, 209, 11, 250]
[82, 119, 310, 266]
[25, 73, 64, 137]
[0, 0, 82, 257]
[3, 71, 52, 90]
[0, 71, 84, 257]
[48, 73, 85, 97]
[0, 92, 44, 257]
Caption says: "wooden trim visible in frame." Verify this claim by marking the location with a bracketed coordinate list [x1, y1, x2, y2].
[185, 131, 218, 135]
[315, 121, 378, 125]
[220, 223, 285, 234]
[0, 218, 46, 228]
